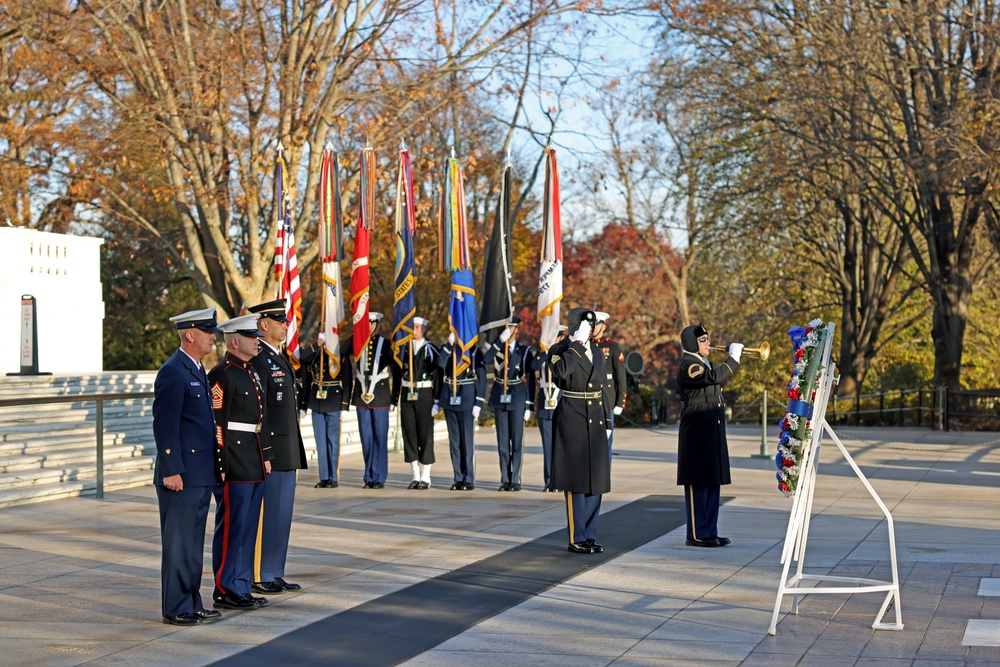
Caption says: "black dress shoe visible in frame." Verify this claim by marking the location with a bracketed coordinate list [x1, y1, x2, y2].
[567, 541, 596, 554]
[329, 480, 339, 488]
[252, 580, 284, 594]
[213, 593, 257, 609]
[464, 483, 475, 490]
[449, 482, 465, 490]
[498, 483, 509, 492]
[510, 483, 521, 491]
[363, 482, 373, 488]
[372, 482, 385, 489]
[244, 594, 268, 607]
[274, 577, 301, 591]
[418, 481, 429, 489]
[163, 613, 201, 626]
[408, 480, 421, 489]
[315, 479, 332, 488]
[713, 536, 731, 546]
[195, 609, 222, 620]
[585, 539, 605, 553]
[685, 537, 723, 547]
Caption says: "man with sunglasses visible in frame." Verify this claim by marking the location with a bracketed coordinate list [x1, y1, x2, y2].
[676, 324, 742, 547]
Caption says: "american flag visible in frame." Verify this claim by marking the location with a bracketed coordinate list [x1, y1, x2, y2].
[537, 147, 563, 351]
[274, 147, 302, 368]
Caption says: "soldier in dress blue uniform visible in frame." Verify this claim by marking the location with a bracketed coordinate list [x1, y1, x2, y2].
[341, 312, 394, 488]
[435, 331, 486, 490]
[299, 334, 349, 488]
[532, 325, 566, 492]
[484, 316, 536, 491]
[208, 314, 272, 610]
[246, 299, 307, 595]
[549, 308, 611, 554]
[392, 316, 440, 489]
[593, 311, 627, 464]
[676, 324, 742, 548]
[153, 307, 224, 626]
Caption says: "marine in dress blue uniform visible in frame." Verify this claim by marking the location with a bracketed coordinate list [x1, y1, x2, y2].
[153, 307, 224, 626]
[532, 325, 566, 491]
[436, 333, 486, 490]
[549, 308, 611, 555]
[483, 317, 536, 491]
[341, 312, 394, 488]
[299, 336, 349, 488]
[247, 299, 307, 594]
[676, 324, 742, 548]
[593, 311, 627, 464]
[208, 314, 273, 610]
[392, 316, 440, 489]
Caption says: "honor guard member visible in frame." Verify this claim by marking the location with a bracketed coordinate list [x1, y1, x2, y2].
[246, 299, 307, 595]
[391, 316, 440, 489]
[435, 330, 486, 490]
[676, 324, 742, 548]
[532, 325, 566, 492]
[153, 307, 224, 626]
[549, 308, 611, 555]
[208, 314, 272, 610]
[341, 312, 394, 488]
[592, 311, 627, 461]
[299, 334, 350, 488]
[483, 316, 536, 491]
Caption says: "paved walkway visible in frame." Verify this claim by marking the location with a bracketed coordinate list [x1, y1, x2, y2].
[0, 423, 998, 666]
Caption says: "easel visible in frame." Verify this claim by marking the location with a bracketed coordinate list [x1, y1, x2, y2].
[768, 322, 904, 635]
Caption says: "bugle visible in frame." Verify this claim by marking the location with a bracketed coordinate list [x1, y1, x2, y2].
[711, 341, 770, 362]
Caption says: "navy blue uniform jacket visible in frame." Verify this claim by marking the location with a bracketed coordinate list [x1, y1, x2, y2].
[152, 349, 220, 487]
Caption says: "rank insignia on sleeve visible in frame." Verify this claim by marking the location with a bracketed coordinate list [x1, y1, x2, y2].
[688, 365, 704, 378]
[216, 425, 223, 446]
[550, 355, 561, 363]
[212, 383, 224, 410]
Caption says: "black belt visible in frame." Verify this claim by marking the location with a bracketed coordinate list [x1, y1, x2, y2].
[562, 390, 602, 400]
[682, 398, 725, 408]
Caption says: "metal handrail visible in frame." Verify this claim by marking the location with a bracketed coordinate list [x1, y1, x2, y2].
[0, 390, 155, 499]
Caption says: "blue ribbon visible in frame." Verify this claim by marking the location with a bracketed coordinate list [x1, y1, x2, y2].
[786, 325, 807, 353]
[786, 399, 813, 419]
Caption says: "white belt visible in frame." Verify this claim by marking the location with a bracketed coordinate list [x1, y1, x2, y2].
[493, 377, 522, 385]
[228, 421, 261, 433]
[402, 380, 433, 388]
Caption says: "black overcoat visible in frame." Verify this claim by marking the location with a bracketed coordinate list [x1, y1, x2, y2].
[548, 339, 611, 495]
[676, 351, 739, 486]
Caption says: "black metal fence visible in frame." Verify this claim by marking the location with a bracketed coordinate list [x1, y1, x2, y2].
[638, 387, 1000, 432]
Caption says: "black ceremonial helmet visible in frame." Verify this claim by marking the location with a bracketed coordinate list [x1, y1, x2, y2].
[567, 307, 596, 336]
[680, 324, 708, 353]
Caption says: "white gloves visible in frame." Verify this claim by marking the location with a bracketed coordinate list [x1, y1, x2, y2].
[571, 321, 591, 343]
[499, 327, 513, 342]
[728, 343, 744, 363]
[389, 404, 396, 413]
[448, 332, 456, 345]
[299, 410, 306, 420]
[613, 406, 622, 416]
[431, 402, 440, 417]
[523, 410, 532, 423]
[472, 406, 481, 418]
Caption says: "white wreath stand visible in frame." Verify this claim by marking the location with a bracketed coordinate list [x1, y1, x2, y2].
[767, 323, 904, 635]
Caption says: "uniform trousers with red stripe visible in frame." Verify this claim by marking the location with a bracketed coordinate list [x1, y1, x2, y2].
[564, 491, 602, 544]
[212, 480, 264, 598]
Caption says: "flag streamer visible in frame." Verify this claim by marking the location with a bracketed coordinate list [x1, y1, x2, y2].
[392, 147, 418, 367]
[537, 147, 563, 351]
[319, 147, 345, 377]
[350, 146, 376, 361]
[439, 153, 478, 373]
[274, 148, 303, 368]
